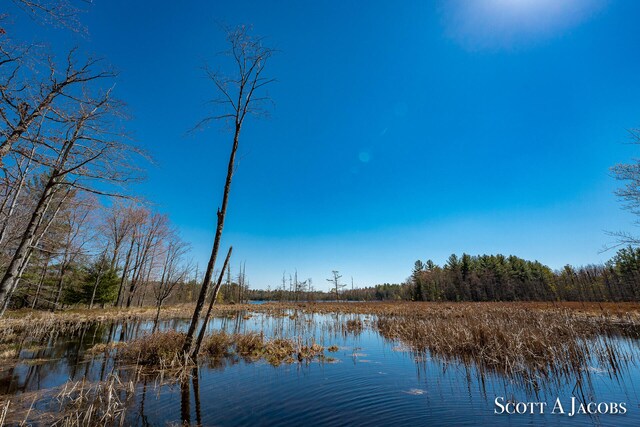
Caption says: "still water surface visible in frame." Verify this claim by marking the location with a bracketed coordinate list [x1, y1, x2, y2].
[1, 310, 640, 426]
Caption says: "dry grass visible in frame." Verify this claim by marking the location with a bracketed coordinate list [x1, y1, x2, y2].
[117, 330, 328, 368]
[375, 304, 638, 391]
[86, 342, 127, 355]
[344, 318, 363, 334]
[5, 301, 640, 392]
[117, 330, 186, 366]
[201, 331, 233, 357]
[0, 373, 134, 427]
[3, 301, 638, 342]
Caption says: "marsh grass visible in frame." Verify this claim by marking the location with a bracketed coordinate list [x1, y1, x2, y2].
[0, 373, 134, 427]
[117, 330, 328, 368]
[5, 301, 640, 406]
[344, 318, 363, 335]
[118, 330, 186, 366]
[375, 304, 638, 392]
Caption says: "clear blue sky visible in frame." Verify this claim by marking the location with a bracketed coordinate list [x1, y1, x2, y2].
[8, 0, 640, 290]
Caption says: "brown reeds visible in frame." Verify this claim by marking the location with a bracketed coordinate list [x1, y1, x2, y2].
[375, 304, 637, 391]
[117, 330, 328, 368]
[0, 373, 134, 427]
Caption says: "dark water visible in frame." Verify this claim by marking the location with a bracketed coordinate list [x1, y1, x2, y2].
[2, 310, 640, 426]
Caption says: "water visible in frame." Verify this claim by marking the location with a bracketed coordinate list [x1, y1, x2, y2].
[2, 310, 640, 426]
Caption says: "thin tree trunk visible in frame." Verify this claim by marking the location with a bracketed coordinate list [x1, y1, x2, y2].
[0, 146, 35, 247]
[191, 247, 232, 358]
[0, 179, 56, 315]
[32, 256, 50, 309]
[182, 124, 241, 355]
[52, 266, 67, 312]
[137, 247, 156, 308]
[152, 298, 164, 333]
[116, 236, 135, 307]
[89, 259, 105, 309]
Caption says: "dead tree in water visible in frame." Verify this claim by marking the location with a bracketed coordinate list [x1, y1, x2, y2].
[191, 246, 232, 358]
[181, 25, 274, 355]
[327, 270, 345, 301]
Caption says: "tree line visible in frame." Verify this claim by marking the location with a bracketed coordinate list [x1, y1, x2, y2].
[409, 249, 640, 302]
[244, 248, 640, 302]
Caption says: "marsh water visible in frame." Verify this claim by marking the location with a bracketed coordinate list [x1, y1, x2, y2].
[2, 310, 640, 426]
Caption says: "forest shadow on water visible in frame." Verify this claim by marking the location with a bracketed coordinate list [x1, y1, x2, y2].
[1, 307, 640, 426]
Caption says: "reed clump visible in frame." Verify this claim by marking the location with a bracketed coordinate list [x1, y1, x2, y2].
[234, 332, 265, 358]
[201, 331, 233, 357]
[86, 342, 127, 355]
[344, 319, 363, 335]
[118, 330, 186, 366]
[296, 340, 324, 361]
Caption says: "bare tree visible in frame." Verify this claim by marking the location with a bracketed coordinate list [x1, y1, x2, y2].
[327, 270, 345, 301]
[181, 25, 274, 355]
[0, 51, 115, 166]
[152, 236, 191, 332]
[124, 212, 168, 308]
[104, 200, 136, 270]
[51, 192, 95, 311]
[9, 0, 90, 32]
[114, 205, 146, 307]
[0, 144, 37, 248]
[0, 69, 143, 314]
[610, 129, 640, 248]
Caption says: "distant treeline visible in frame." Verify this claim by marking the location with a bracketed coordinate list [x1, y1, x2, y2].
[409, 248, 640, 302]
[247, 247, 640, 302]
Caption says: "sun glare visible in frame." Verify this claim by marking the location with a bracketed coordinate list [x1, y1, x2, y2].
[444, 0, 607, 49]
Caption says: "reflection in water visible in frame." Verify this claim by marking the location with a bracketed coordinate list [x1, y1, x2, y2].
[1, 311, 640, 426]
[180, 374, 190, 426]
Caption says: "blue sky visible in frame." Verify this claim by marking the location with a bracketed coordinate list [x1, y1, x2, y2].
[8, 0, 640, 290]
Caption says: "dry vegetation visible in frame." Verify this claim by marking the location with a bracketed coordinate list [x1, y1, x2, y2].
[0, 373, 134, 427]
[374, 303, 640, 391]
[4, 301, 640, 392]
[117, 330, 326, 368]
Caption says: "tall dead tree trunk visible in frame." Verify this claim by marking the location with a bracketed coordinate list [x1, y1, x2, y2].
[181, 127, 240, 354]
[181, 26, 274, 355]
[192, 246, 232, 358]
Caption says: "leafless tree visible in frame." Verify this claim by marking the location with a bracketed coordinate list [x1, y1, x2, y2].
[0, 51, 115, 166]
[609, 129, 640, 248]
[182, 25, 274, 355]
[0, 68, 144, 315]
[104, 200, 136, 270]
[152, 236, 191, 332]
[10, 0, 90, 32]
[50, 192, 95, 311]
[0, 143, 37, 244]
[327, 270, 345, 301]
[124, 212, 169, 308]
[114, 205, 146, 307]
